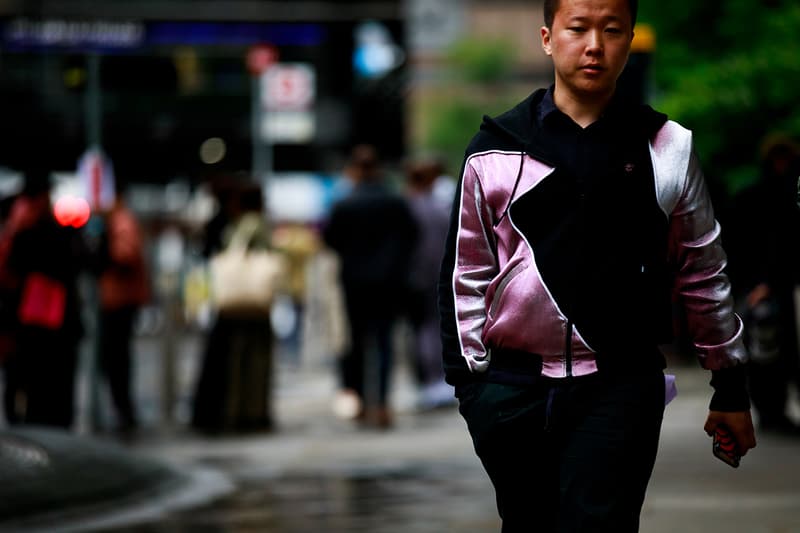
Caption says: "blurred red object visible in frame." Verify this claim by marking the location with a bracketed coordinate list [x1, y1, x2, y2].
[53, 195, 91, 228]
[18, 272, 66, 329]
[246, 44, 278, 75]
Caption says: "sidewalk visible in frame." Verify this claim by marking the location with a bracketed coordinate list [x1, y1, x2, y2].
[0, 357, 496, 532]
[0, 425, 233, 532]
[1, 354, 800, 532]
[127, 361, 800, 533]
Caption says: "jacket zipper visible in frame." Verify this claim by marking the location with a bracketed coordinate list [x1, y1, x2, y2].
[564, 320, 573, 377]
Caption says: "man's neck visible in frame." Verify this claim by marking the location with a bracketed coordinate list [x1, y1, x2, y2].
[553, 85, 615, 129]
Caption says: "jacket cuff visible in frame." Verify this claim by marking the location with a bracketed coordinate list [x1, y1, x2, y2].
[709, 365, 751, 412]
[695, 314, 748, 369]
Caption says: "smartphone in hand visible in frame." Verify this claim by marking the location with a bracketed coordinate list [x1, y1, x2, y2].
[712, 425, 741, 468]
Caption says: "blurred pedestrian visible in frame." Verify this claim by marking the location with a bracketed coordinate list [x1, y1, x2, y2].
[271, 221, 322, 366]
[0, 185, 22, 423]
[323, 144, 418, 428]
[190, 178, 239, 432]
[0, 166, 87, 428]
[439, 0, 756, 530]
[192, 181, 281, 433]
[201, 178, 240, 260]
[404, 156, 454, 410]
[96, 180, 151, 434]
[727, 134, 800, 435]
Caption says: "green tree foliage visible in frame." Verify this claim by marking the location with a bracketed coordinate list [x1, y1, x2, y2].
[448, 38, 517, 84]
[425, 96, 522, 176]
[423, 38, 521, 174]
[640, 0, 800, 195]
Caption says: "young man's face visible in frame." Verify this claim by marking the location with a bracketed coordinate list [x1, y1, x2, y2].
[541, 0, 634, 103]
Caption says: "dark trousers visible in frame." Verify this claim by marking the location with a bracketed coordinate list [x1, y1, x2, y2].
[457, 370, 665, 533]
[341, 286, 396, 407]
[99, 306, 138, 428]
[406, 287, 446, 387]
[3, 353, 25, 424]
[14, 328, 78, 428]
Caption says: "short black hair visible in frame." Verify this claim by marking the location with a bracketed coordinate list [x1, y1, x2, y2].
[543, 0, 638, 29]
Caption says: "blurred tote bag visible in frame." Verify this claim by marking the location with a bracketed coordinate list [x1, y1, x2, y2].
[209, 232, 287, 317]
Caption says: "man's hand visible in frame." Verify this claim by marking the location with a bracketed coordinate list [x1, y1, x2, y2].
[704, 410, 757, 456]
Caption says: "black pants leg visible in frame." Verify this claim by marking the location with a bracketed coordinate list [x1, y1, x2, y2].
[342, 312, 394, 408]
[22, 334, 77, 428]
[457, 370, 665, 533]
[372, 315, 394, 407]
[457, 380, 559, 532]
[191, 316, 231, 432]
[2, 354, 24, 424]
[341, 305, 367, 400]
[100, 306, 138, 428]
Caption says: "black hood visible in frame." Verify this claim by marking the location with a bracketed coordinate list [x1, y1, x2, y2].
[474, 88, 669, 163]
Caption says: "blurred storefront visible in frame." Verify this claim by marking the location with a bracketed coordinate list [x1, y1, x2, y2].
[0, 3, 409, 429]
[0, 0, 406, 187]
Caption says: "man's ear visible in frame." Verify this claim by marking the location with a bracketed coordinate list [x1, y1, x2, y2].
[541, 26, 552, 56]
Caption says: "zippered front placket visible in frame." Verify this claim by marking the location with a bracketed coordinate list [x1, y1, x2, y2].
[564, 320, 573, 377]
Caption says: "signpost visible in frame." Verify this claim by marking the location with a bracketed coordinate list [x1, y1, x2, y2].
[83, 51, 106, 432]
[247, 44, 278, 181]
[260, 63, 316, 144]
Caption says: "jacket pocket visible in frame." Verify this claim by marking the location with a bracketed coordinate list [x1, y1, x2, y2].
[488, 262, 526, 318]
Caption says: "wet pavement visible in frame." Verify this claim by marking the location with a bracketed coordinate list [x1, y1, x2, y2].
[1, 330, 800, 532]
[103, 466, 499, 533]
[98, 358, 502, 533]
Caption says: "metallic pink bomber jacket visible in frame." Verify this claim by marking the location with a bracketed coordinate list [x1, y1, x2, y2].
[442, 118, 747, 381]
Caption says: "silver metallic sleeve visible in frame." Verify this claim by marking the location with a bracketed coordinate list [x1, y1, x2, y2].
[668, 148, 747, 369]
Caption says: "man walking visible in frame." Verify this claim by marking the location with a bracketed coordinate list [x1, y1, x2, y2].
[438, 0, 756, 530]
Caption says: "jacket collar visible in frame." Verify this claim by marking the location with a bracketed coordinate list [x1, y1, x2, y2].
[480, 87, 669, 163]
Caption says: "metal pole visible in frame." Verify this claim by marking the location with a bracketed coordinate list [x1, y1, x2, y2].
[84, 51, 104, 432]
[162, 273, 177, 426]
[251, 74, 272, 182]
[86, 53, 102, 148]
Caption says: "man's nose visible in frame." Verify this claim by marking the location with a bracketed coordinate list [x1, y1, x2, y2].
[586, 30, 604, 54]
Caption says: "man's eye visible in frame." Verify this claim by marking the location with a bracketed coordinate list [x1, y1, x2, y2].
[605, 27, 623, 34]
[568, 27, 586, 32]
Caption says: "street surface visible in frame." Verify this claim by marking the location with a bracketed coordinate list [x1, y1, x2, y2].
[86, 332, 800, 532]
[3, 329, 800, 532]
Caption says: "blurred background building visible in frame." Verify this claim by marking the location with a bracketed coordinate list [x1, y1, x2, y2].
[0, 0, 653, 200]
[0, 0, 406, 183]
[0, 0, 658, 430]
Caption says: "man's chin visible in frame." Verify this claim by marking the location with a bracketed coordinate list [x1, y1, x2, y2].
[572, 82, 616, 101]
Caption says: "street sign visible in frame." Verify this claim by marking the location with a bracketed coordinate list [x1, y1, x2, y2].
[260, 63, 315, 111]
[259, 63, 316, 144]
[261, 111, 315, 143]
